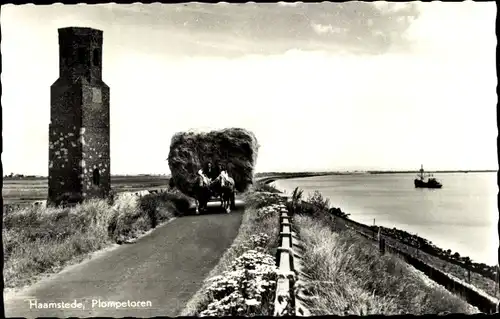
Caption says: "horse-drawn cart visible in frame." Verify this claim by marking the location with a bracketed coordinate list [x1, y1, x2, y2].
[194, 174, 236, 214]
[167, 128, 258, 215]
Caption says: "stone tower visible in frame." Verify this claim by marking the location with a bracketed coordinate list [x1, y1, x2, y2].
[48, 27, 110, 205]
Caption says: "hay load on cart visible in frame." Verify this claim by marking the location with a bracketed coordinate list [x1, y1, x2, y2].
[167, 128, 259, 212]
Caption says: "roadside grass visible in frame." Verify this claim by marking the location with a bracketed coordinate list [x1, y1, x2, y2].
[179, 191, 284, 316]
[295, 214, 479, 315]
[3, 190, 191, 290]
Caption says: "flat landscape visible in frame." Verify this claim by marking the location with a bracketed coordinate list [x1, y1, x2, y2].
[2, 175, 171, 205]
[2, 173, 305, 206]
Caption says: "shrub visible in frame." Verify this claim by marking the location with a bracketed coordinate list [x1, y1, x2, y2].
[285, 187, 350, 221]
[328, 207, 351, 219]
[249, 233, 271, 248]
[245, 192, 283, 210]
[256, 204, 285, 221]
[286, 187, 305, 216]
[200, 250, 278, 317]
[253, 181, 281, 194]
[308, 190, 330, 211]
[138, 191, 192, 228]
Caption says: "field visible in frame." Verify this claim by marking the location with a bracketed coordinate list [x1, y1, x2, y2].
[2, 175, 171, 205]
[2, 173, 324, 206]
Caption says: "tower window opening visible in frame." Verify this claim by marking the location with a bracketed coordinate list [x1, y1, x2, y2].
[93, 169, 100, 186]
[92, 48, 101, 67]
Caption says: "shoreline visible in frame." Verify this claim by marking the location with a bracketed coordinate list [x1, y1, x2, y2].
[257, 172, 332, 185]
[256, 170, 497, 187]
[269, 176, 497, 267]
[266, 176, 499, 299]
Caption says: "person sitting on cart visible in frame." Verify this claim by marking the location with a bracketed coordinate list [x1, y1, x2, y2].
[217, 163, 233, 187]
[197, 168, 210, 186]
[199, 161, 218, 182]
[200, 161, 220, 196]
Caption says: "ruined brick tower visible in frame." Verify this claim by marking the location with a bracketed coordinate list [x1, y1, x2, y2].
[48, 27, 110, 205]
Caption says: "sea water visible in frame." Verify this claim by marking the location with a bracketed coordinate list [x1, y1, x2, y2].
[272, 172, 498, 266]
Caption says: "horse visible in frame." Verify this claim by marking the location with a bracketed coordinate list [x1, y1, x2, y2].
[209, 178, 224, 207]
[194, 174, 211, 214]
[211, 174, 235, 213]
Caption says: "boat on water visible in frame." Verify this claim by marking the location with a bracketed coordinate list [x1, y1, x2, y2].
[414, 165, 442, 189]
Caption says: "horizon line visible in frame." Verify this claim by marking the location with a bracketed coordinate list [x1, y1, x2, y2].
[4, 168, 498, 178]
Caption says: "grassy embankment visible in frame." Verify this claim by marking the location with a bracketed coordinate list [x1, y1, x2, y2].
[288, 188, 480, 315]
[298, 196, 499, 299]
[180, 182, 286, 316]
[2, 189, 191, 290]
[365, 226, 500, 299]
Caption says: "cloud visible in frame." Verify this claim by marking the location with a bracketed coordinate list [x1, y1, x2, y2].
[87, 2, 421, 56]
[277, 1, 302, 7]
[311, 23, 348, 35]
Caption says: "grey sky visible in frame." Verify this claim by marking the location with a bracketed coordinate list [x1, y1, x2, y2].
[13, 2, 420, 57]
[1, 2, 497, 175]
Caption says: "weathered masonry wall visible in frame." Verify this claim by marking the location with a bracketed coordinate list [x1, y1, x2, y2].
[50, 80, 83, 128]
[48, 124, 111, 201]
[48, 124, 82, 200]
[82, 82, 110, 128]
[80, 126, 110, 198]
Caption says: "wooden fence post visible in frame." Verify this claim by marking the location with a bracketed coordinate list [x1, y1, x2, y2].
[495, 264, 499, 298]
[379, 237, 386, 255]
